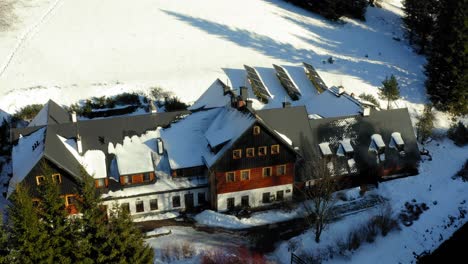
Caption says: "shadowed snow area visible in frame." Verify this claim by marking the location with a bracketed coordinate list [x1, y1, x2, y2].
[0, 0, 426, 118]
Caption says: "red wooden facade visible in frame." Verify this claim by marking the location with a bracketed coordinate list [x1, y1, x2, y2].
[215, 163, 294, 194]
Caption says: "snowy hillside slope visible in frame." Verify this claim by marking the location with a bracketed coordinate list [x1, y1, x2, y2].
[0, 0, 431, 123]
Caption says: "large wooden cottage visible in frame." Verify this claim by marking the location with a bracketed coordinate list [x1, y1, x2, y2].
[7, 67, 420, 218]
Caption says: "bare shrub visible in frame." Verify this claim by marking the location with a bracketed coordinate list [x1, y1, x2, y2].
[181, 241, 195, 259]
[0, 0, 16, 31]
[373, 204, 400, 236]
[201, 248, 267, 264]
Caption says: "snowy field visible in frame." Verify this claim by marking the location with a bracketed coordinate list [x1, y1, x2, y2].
[1, 0, 467, 263]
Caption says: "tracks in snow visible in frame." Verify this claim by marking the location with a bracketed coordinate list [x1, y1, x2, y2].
[0, 0, 66, 79]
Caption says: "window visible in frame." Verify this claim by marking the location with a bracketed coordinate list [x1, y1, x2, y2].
[135, 200, 144, 213]
[241, 196, 249, 207]
[277, 165, 286, 176]
[32, 199, 41, 207]
[122, 175, 132, 185]
[271, 145, 280, 155]
[258, 146, 267, 156]
[263, 167, 272, 177]
[246, 148, 255, 158]
[276, 190, 284, 201]
[66, 195, 76, 207]
[253, 126, 260, 135]
[262, 192, 271, 203]
[36, 175, 45, 185]
[143, 172, 151, 182]
[52, 174, 62, 184]
[233, 149, 242, 159]
[95, 178, 106, 188]
[198, 192, 206, 205]
[227, 198, 235, 210]
[241, 170, 250, 181]
[172, 196, 181, 208]
[121, 203, 130, 213]
[150, 199, 158, 211]
[226, 172, 235, 182]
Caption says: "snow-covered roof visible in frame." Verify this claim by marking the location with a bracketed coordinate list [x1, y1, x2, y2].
[188, 79, 231, 110]
[340, 138, 354, 153]
[9, 128, 46, 195]
[161, 109, 221, 170]
[83, 151, 107, 179]
[319, 142, 332, 156]
[275, 130, 293, 146]
[109, 130, 160, 175]
[204, 107, 255, 148]
[369, 134, 386, 153]
[57, 135, 107, 178]
[203, 108, 256, 167]
[390, 132, 404, 147]
[28, 105, 49, 127]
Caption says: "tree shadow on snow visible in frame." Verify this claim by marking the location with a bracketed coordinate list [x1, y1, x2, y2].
[161, 6, 426, 105]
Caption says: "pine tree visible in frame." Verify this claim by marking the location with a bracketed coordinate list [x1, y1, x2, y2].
[0, 214, 9, 264]
[36, 161, 77, 264]
[106, 203, 154, 263]
[76, 166, 112, 264]
[379, 75, 400, 110]
[416, 104, 435, 144]
[425, 0, 468, 116]
[403, 0, 439, 53]
[7, 184, 50, 263]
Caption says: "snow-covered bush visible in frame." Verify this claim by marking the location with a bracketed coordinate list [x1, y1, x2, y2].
[448, 122, 468, 147]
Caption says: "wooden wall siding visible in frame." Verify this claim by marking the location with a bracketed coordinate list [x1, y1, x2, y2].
[212, 122, 297, 172]
[119, 172, 155, 185]
[24, 158, 80, 197]
[215, 163, 294, 194]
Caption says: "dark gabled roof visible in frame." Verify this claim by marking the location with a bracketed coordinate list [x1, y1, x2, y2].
[256, 106, 315, 159]
[28, 100, 71, 127]
[307, 108, 420, 180]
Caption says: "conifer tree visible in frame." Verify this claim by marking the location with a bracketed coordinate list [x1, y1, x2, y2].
[379, 75, 400, 110]
[36, 161, 77, 264]
[416, 104, 435, 144]
[425, 0, 468, 115]
[402, 0, 439, 53]
[76, 167, 112, 264]
[7, 183, 50, 263]
[106, 203, 154, 264]
[0, 214, 8, 264]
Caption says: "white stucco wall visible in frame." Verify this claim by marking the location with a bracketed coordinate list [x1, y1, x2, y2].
[217, 183, 293, 212]
[103, 187, 209, 216]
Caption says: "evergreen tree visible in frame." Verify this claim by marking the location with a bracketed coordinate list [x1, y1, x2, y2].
[7, 184, 50, 263]
[36, 162, 77, 263]
[379, 75, 400, 110]
[403, 0, 439, 53]
[76, 167, 112, 264]
[0, 214, 8, 264]
[425, 0, 468, 116]
[416, 104, 435, 144]
[106, 203, 154, 264]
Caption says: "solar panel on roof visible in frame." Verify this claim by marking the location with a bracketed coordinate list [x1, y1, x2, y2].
[244, 65, 270, 103]
[273, 64, 301, 101]
[303, 62, 328, 93]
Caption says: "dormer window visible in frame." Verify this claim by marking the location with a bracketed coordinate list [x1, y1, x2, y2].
[369, 134, 385, 154]
[233, 149, 242, 159]
[337, 139, 353, 157]
[253, 126, 260, 135]
[390, 132, 405, 151]
[319, 142, 332, 157]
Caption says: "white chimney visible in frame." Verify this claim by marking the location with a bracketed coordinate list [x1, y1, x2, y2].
[71, 111, 77, 123]
[77, 134, 83, 154]
[157, 138, 164, 155]
[363, 107, 370, 116]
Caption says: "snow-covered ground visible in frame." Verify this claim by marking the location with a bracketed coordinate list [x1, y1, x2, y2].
[1, 0, 467, 263]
